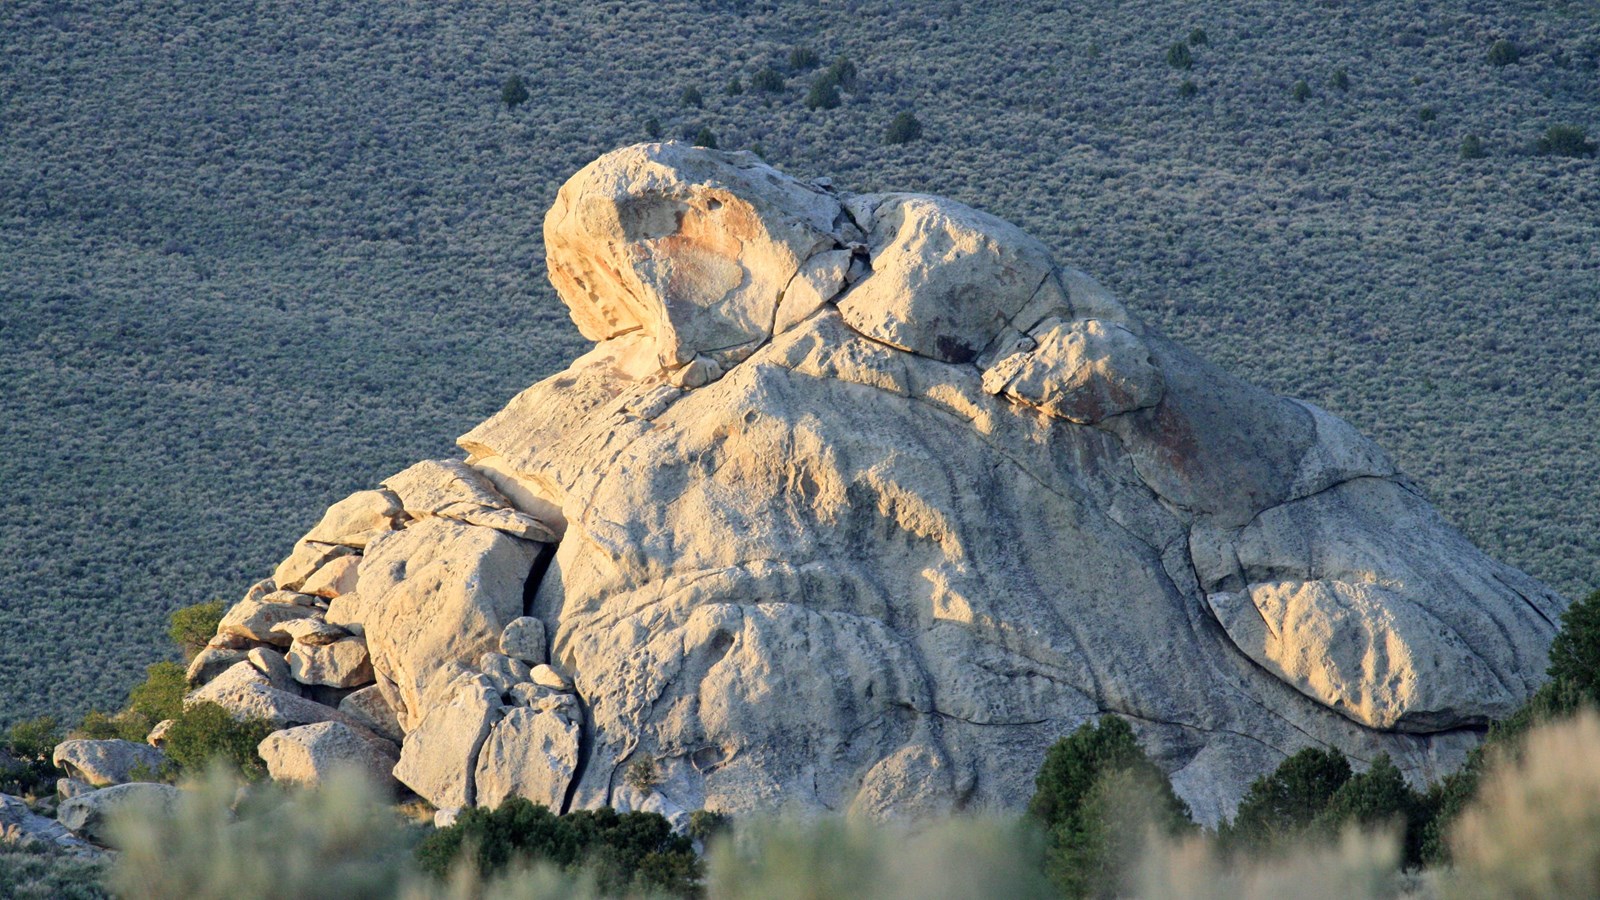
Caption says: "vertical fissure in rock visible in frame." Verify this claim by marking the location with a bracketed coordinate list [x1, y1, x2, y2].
[560, 690, 595, 815]
[522, 540, 559, 619]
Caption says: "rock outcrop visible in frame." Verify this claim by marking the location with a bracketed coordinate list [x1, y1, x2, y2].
[189, 143, 1564, 825]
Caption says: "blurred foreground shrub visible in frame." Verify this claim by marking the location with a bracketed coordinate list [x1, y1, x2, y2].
[107, 765, 417, 899]
[1445, 711, 1600, 897]
[707, 816, 1052, 900]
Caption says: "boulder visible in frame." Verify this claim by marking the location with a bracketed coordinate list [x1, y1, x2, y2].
[300, 555, 361, 599]
[56, 778, 95, 800]
[186, 644, 248, 686]
[187, 662, 379, 737]
[837, 193, 1058, 364]
[271, 616, 350, 646]
[57, 782, 180, 846]
[338, 686, 404, 744]
[257, 722, 398, 792]
[981, 317, 1165, 423]
[301, 489, 405, 548]
[2, 792, 95, 851]
[392, 673, 502, 809]
[474, 707, 582, 810]
[217, 591, 321, 646]
[273, 541, 356, 592]
[528, 664, 572, 692]
[542, 141, 845, 372]
[246, 647, 297, 692]
[211, 144, 1565, 827]
[146, 719, 175, 749]
[287, 636, 374, 688]
[350, 517, 539, 731]
[479, 652, 531, 696]
[499, 616, 548, 664]
[51, 740, 168, 787]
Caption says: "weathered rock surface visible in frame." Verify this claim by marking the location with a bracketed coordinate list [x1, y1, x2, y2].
[391, 672, 501, 809]
[198, 143, 1564, 826]
[287, 636, 374, 688]
[187, 662, 378, 738]
[301, 489, 405, 548]
[340, 517, 541, 732]
[338, 686, 404, 744]
[473, 706, 581, 810]
[2, 792, 97, 852]
[51, 740, 168, 787]
[257, 722, 398, 792]
[218, 591, 322, 646]
[57, 783, 180, 846]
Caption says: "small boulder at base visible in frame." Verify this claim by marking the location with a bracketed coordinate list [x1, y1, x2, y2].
[2, 792, 96, 852]
[474, 706, 582, 810]
[57, 783, 180, 847]
[52, 740, 169, 788]
[393, 672, 502, 809]
[257, 722, 398, 793]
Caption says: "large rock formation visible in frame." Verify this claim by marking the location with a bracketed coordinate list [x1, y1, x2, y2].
[189, 143, 1563, 825]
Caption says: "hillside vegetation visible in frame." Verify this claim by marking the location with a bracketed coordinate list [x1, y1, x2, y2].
[2, 0, 1597, 725]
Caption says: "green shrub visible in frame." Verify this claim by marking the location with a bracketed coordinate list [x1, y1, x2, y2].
[1222, 747, 1352, 855]
[725, 76, 743, 96]
[1292, 79, 1312, 102]
[1030, 716, 1193, 897]
[415, 798, 700, 897]
[1331, 68, 1351, 91]
[1188, 28, 1208, 46]
[73, 710, 124, 741]
[691, 127, 717, 149]
[824, 56, 857, 91]
[125, 662, 186, 732]
[1313, 754, 1429, 865]
[1, 715, 63, 794]
[1549, 590, 1600, 695]
[750, 67, 784, 93]
[500, 74, 529, 110]
[645, 116, 661, 140]
[1051, 765, 1193, 898]
[1488, 39, 1521, 66]
[625, 757, 661, 793]
[1461, 134, 1486, 159]
[1420, 596, 1600, 861]
[688, 809, 731, 843]
[1418, 106, 1437, 123]
[1167, 42, 1193, 70]
[884, 112, 923, 145]
[1536, 124, 1597, 157]
[1177, 80, 1198, 98]
[1031, 716, 1144, 826]
[679, 85, 703, 108]
[161, 702, 274, 779]
[168, 600, 225, 661]
[787, 47, 819, 71]
[805, 77, 841, 110]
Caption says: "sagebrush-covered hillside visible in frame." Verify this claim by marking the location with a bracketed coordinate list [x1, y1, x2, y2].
[1, 0, 1596, 725]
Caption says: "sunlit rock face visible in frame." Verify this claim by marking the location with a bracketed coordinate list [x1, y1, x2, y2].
[198, 143, 1564, 826]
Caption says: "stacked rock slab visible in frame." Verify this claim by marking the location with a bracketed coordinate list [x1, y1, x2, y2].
[199, 143, 1564, 825]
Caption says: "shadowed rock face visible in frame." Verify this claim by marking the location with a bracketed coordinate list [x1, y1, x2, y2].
[192, 143, 1564, 826]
